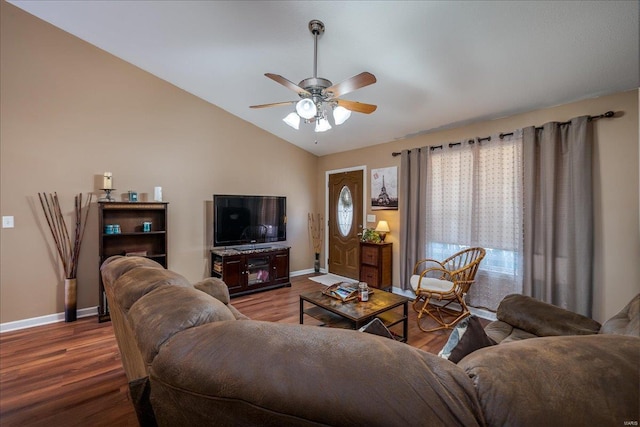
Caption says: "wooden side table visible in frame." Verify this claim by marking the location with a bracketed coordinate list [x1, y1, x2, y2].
[359, 242, 392, 291]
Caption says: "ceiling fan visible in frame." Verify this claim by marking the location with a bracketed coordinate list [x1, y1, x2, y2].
[250, 19, 377, 132]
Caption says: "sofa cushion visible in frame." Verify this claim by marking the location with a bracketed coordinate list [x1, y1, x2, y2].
[410, 275, 453, 292]
[149, 320, 485, 427]
[113, 267, 193, 312]
[100, 255, 164, 288]
[439, 316, 496, 363]
[484, 320, 538, 343]
[496, 294, 601, 337]
[599, 293, 639, 336]
[458, 334, 640, 427]
[128, 286, 236, 364]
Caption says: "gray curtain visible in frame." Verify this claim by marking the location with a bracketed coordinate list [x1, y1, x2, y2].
[523, 115, 593, 316]
[399, 148, 428, 290]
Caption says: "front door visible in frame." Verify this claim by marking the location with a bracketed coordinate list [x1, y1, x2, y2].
[328, 170, 363, 279]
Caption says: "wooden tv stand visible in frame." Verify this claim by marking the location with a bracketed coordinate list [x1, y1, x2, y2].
[210, 246, 290, 297]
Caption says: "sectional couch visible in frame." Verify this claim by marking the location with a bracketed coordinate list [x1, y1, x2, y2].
[101, 255, 639, 427]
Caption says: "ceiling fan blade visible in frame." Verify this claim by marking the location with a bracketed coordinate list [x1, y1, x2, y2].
[265, 73, 311, 96]
[336, 99, 377, 114]
[324, 72, 376, 99]
[250, 101, 296, 109]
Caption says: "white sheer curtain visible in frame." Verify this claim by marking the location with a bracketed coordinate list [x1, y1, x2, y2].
[424, 132, 524, 311]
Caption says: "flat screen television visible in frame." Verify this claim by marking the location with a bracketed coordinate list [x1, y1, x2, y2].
[213, 194, 286, 247]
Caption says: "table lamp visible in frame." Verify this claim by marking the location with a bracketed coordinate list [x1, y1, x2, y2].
[375, 220, 390, 242]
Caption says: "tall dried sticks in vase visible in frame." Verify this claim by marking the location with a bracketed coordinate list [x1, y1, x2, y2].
[37, 192, 93, 279]
[308, 213, 324, 255]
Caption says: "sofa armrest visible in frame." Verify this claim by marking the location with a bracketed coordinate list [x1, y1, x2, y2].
[194, 277, 230, 304]
[193, 277, 249, 320]
[458, 335, 640, 427]
[496, 294, 601, 337]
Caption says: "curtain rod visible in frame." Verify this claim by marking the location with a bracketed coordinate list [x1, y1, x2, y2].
[391, 110, 616, 157]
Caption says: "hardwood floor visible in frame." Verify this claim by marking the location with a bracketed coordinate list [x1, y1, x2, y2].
[0, 274, 454, 426]
[0, 315, 137, 426]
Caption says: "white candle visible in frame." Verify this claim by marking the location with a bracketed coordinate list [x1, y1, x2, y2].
[103, 172, 112, 190]
[154, 186, 162, 202]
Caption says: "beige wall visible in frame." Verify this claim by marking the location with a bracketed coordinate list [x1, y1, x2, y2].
[318, 89, 640, 323]
[0, 1, 318, 323]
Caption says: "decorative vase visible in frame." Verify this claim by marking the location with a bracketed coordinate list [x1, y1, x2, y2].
[314, 253, 320, 273]
[64, 278, 77, 322]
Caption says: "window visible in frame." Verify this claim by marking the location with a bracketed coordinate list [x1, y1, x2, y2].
[337, 185, 353, 236]
[424, 133, 523, 310]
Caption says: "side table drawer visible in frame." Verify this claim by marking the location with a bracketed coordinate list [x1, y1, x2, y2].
[360, 265, 379, 286]
[361, 245, 379, 265]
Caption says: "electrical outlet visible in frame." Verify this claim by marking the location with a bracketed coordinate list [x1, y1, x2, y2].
[2, 216, 14, 228]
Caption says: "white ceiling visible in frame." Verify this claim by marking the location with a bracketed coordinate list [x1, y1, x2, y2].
[9, 1, 639, 156]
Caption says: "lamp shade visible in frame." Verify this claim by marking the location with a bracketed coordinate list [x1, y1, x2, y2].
[315, 117, 332, 132]
[375, 220, 390, 233]
[333, 106, 351, 125]
[283, 112, 300, 129]
[296, 98, 317, 119]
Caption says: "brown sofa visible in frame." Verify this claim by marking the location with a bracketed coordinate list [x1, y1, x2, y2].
[101, 256, 639, 427]
[484, 293, 639, 343]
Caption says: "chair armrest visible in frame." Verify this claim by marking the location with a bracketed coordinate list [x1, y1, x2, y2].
[496, 294, 601, 337]
[413, 258, 445, 274]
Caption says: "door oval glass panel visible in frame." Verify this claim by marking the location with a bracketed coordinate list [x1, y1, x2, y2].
[337, 186, 353, 236]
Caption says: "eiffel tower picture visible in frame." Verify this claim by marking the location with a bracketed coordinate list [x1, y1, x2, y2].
[371, 167, 398, 210]
[376, 176, 391, 206]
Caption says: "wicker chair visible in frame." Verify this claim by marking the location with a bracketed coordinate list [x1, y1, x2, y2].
[410, 247, 486, 332]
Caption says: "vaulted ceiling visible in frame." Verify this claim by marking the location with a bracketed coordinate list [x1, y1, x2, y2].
[9, 1, 639, 156]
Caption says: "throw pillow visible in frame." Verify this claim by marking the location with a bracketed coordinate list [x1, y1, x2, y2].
[438, 316, 496, 363]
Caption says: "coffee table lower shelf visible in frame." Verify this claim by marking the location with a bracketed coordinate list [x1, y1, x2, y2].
[302, 305, 408, 342]
[303, 306, 355, 329]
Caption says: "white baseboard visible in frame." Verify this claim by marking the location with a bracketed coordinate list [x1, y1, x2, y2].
[291, 268, 326, 277]
[0, 306, 98, 333]
[0, 268, 317, 333]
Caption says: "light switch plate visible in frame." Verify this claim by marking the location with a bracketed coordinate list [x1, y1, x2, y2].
[2, 216, 14, 228]
[367, 214, 376, 223]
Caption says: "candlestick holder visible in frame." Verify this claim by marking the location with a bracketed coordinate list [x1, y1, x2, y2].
[99, 188, 116, 202]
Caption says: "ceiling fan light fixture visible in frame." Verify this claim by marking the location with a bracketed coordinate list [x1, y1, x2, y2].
[333, 106, 351, 125]
[283, 112, 300, 129]
[296, 98, 317, 119]
[315, 117, 332, 133]
[250, 19, 378, 136]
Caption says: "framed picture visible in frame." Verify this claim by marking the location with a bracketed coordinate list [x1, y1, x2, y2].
[371, 167, 398, 210]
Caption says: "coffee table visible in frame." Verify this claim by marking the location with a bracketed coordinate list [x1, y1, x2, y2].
[299, 289, 410, 342]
